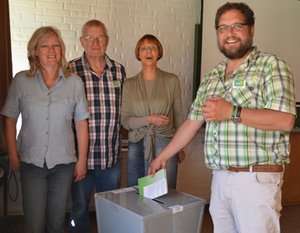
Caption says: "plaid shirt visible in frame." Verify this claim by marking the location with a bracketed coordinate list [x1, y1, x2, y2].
[69, 53, 126, 170]
[189, 47, 296, 169]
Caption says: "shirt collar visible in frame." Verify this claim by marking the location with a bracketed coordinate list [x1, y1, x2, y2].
[246, 46, 259, 65]
[35, 68, 64, 91]
[35, 68, 65, 80]
[213, 46, 258, 78]
[82, 52, 112, 70]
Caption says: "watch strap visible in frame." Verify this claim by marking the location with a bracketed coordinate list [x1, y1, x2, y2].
[236, 106, 242, 119]
[231, 105, 242, 123]
[231, 106, 237, 119]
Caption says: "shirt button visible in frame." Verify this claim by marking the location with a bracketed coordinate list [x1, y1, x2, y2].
[46, 132, 48, 135]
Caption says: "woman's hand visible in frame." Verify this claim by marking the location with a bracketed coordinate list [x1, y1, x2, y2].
[147, 115, 170, 127]
[178, 150, 185, 164]
[9, 155, 20, 171]
[74, 159, 87, 182]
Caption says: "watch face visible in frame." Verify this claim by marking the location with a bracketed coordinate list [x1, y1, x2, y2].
[231, 117, 241, 123]
[233, 117, 240, 123]
[232, 106, 242, 123]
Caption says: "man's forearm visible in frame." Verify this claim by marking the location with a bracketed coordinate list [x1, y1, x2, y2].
[240, 108, 295, 131]
[157, 119, 204, 161]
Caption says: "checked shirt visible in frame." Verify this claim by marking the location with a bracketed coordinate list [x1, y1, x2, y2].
[69, 53, 126, 170]
[189, 47, 296, 169]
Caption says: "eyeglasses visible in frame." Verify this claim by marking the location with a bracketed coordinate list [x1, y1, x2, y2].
[82, 35, 107, 42]
[140, 46, 158, 52]
[217, 23, 248, 33]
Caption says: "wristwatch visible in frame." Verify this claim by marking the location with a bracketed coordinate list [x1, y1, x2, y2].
[231, 106, 242, 123]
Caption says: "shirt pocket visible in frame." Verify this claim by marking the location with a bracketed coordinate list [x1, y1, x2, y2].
[51, 97, 76, 121]
[231, 76, 264, 108]
[64, 97, 76, 120]
[20, 95, 34, 120]
[101, 81, 122, 106]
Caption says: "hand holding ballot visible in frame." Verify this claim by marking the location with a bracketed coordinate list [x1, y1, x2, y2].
[148, 156, 168, 177]
[138, 169, 168, 199]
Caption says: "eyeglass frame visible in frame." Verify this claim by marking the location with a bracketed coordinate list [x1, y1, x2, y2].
[140, 46, 159, 52]
[81, 34, 108, 42]
[216, 23, 249, 33]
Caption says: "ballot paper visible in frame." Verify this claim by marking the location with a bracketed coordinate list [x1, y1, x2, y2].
[137, 169, 168, 199]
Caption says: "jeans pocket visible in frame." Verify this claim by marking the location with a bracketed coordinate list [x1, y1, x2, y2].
[255, 172, 282, 187]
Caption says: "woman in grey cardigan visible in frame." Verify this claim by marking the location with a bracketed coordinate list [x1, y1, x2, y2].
[121, 34, 184, 188]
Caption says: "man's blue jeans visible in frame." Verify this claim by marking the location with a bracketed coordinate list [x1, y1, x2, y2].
[127, 135, 178, 188]
[20, 162, 74, 233]
[69, 160, 121, 233]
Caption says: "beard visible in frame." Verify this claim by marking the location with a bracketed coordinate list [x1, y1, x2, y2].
[218, 36, 253, 59]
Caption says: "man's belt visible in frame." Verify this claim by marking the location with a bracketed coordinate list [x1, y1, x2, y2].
[228, 165, 284, 173]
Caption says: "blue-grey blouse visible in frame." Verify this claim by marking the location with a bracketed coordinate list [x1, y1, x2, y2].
[1, 69, 89, 169]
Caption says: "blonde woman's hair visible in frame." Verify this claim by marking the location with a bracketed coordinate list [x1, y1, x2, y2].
[26, 26, 71, 77]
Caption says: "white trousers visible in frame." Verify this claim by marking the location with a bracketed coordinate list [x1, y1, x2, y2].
[209, 170, 283, 233]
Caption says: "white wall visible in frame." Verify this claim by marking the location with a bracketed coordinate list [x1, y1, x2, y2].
[201, 0, 300, 101]
[9, 0, 201, 115]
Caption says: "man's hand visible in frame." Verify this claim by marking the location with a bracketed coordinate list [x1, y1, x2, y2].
[202, 96, 232, 122]
[148, 157, 167, 176]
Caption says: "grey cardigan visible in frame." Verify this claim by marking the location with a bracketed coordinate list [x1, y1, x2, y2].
[121, 68, 183, 161]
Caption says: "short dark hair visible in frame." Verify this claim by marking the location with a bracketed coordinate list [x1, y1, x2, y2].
[135, 34, 163, 61]
[215, 2, 255, 29]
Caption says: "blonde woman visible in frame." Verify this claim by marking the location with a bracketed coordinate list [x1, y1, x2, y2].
[1, 26, 89, 233]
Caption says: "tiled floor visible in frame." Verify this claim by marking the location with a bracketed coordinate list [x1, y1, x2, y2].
[1, 204, 299, 233]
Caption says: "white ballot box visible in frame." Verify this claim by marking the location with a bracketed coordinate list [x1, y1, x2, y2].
[95, 187, 206, 233]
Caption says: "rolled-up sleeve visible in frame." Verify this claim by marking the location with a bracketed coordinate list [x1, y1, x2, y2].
[73, 76, 89, 122]
[1, 75, 21, 119]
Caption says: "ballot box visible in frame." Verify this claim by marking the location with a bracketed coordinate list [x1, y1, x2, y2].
[95, 187, 206, 233]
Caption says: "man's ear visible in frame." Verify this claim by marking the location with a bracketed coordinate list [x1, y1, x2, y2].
[80, 37, 85, 47]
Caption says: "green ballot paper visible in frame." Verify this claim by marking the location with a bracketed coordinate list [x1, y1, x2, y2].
[138, 169, 168, 199]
